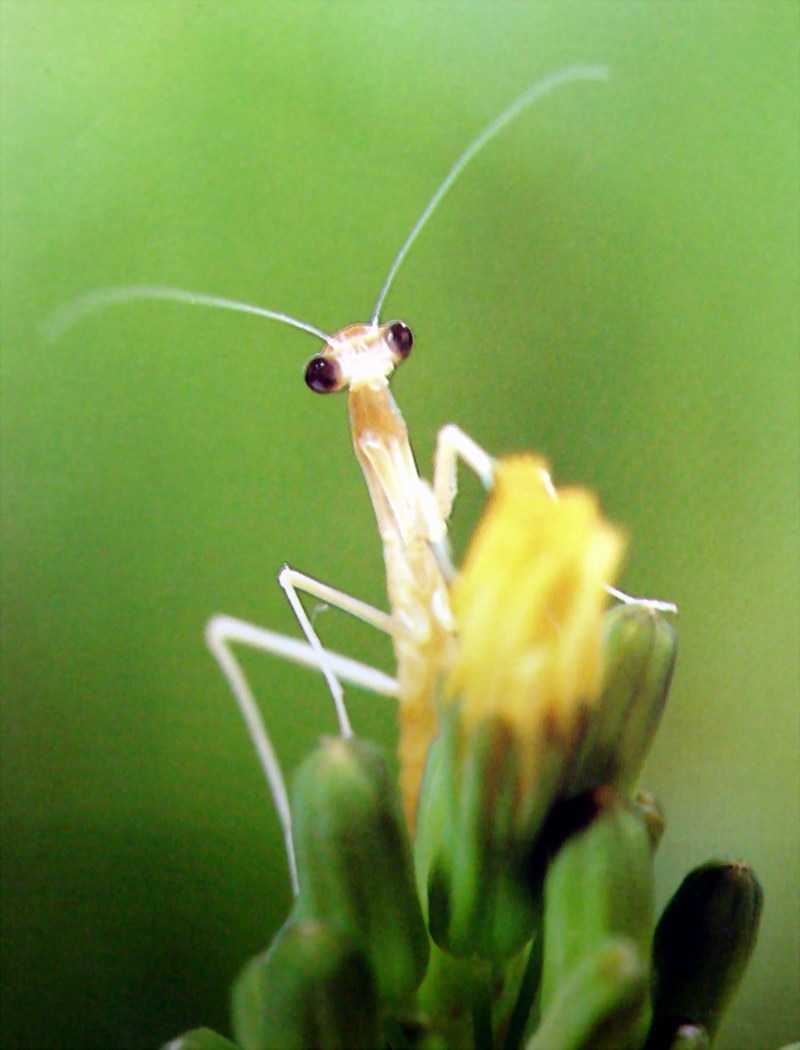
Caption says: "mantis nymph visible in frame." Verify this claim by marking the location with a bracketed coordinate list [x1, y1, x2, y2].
[48, 65, 673, 896]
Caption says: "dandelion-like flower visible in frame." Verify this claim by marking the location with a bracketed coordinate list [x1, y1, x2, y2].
[444, 454, 624, 824]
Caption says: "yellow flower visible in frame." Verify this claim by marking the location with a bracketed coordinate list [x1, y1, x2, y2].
[414, 455, 626, 960]
[445, 454, 624, 807]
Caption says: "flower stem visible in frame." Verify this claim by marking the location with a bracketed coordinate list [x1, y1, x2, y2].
[472, 977, 493, 1050]
[501, 936, 543, 1050]
[384, 1017, 412, 1050]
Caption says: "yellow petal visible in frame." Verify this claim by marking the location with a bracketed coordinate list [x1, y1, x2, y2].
[446, 455, 624, 794]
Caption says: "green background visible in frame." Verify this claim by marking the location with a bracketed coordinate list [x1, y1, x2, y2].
[1, 3, 797, 1048]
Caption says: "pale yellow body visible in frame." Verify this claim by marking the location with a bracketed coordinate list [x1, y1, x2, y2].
[316, 323, 457, 827]
[349, 381, 455, 827]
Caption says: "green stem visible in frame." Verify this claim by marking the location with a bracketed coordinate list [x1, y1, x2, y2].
[384, 1017, 412, 1050]
[501, 936, 543, 1050]
[472, 977, 493, 1050]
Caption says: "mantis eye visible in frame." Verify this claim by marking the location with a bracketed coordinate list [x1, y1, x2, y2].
[386, 321, 413, 361]
[305, 355, 340, 394]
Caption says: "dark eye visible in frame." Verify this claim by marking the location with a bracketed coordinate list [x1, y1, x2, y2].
[386, 321, 413, 360]
[304, 355, 340, 394]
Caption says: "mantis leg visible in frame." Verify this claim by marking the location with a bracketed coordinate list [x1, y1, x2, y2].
[432, 424, 676, 613]
[432, 423, 496, 521]
[276, 565, 403, 737]
[205, 572, 400, 894]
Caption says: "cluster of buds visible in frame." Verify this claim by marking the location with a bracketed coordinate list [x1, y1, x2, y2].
[169, 455, 766, 1050]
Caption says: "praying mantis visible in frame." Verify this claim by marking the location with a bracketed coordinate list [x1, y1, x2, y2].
[48, 65, 673, 897]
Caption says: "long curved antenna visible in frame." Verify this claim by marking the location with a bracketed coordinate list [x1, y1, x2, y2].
[370, 63, 610, 325]
[42, 284, 334, 345]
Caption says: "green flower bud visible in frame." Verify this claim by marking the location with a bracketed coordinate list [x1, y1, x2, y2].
[540, 789, 655, 1047]
[568, 604, 677, 797]
[231, 917, 379, 1050]
[416, 705, 544, 960]
[291, 736, 428, 1002]
[529, 937, 649, 1050]
[648, 861, 763, 1047]
[164, 1029, 240, 1050]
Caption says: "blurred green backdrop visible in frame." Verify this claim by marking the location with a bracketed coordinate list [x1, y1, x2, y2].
[1, 3, 797, 1048]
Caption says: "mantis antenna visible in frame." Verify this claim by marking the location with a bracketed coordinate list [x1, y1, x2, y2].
[370, 63, 609, 325]
[43, 65, 608, 346]
[41, 284, 333, 346]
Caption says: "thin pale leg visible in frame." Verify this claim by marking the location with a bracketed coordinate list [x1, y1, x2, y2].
[277, 565, 405, 737]
[277, 566, 399, 637]
[432, 423, 496, 521]
[425, 424, 498, 581]
[206, 613, 299, 894]
[206, 574, 400, 895]
[432, 417, 495, 516]
[537, 465, 678, 614]
[207, 615, 398, 698]
[604, 584, 678, 614]
[432, 425, 676, 613]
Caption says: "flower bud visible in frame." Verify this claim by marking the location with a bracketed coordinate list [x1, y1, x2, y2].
[648, 861, 763, 1047]
[413, 726, 530, 1044]
[416, 455, 625, 961]
[567, 603, 677, 798]
[445, 457, 624, 836]
[540, 789, 655, 1046]
[418, 706, 543, 960]
[291, 736, 428, 1002]
[231, 917, 379, 1050]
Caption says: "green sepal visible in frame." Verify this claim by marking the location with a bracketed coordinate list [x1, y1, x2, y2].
[415, 727, 538, 1042]
[231, 915, 380, 1050]
[413, 938, 486, 1050]
[163, 1029, 240, 1050]
[417, 706, 544, 961]
[569, 604, 677, 797]
[292, 735, 428, 1002]
[540, 789, 654, 1047]
[647, 861, 763, 1047]
[414, 937, 535, 1050]
[528, 937, 649, 1050]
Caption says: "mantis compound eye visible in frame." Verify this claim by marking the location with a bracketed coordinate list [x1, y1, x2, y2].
[305, 355, 341, 394]
[386, 321, 413, 361]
